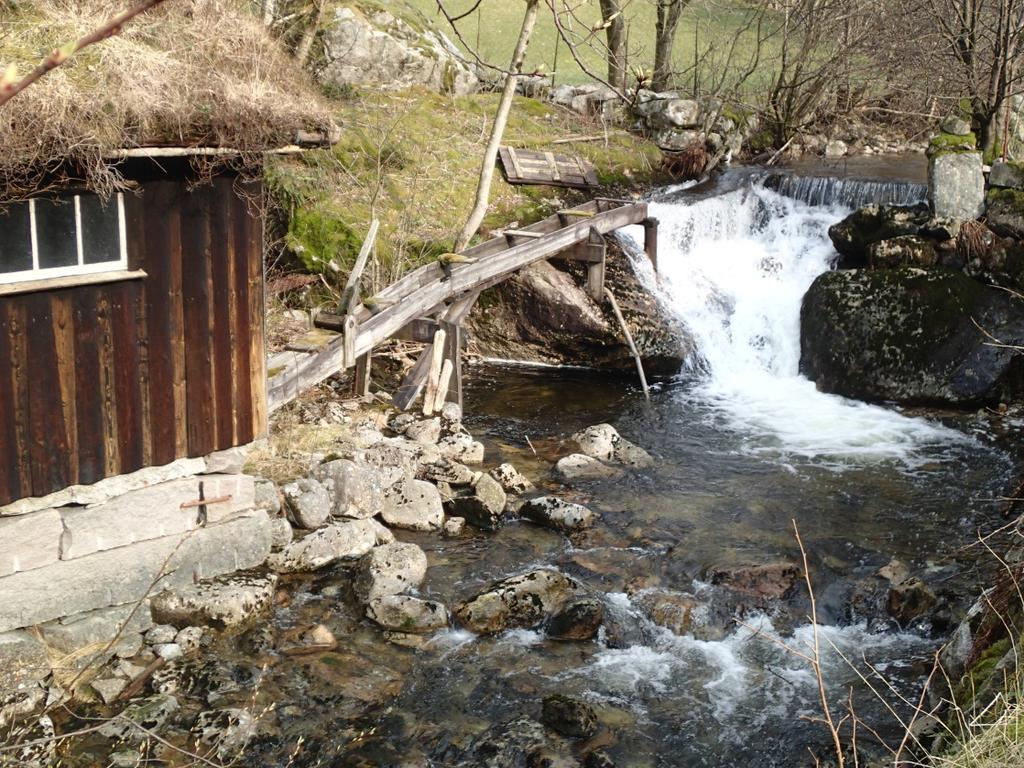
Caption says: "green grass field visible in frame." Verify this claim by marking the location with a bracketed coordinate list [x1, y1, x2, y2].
[403, 0, 770, 91]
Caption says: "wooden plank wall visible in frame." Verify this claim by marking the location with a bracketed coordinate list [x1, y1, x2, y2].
[0, 174, 266, 506]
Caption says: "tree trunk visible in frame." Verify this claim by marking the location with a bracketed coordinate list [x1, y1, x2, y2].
[599, 0, 627, 91]
[455, 0, 540, 252]
[261, 0, 276, 26]
[652, 0, 688, 92]
[295, 0, 326, 67]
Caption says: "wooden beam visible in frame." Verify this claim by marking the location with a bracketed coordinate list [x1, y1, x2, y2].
[422, 330, 447, 416]
[339, 219, 379, 315]
[643, 217, 659, 273]
[353, 350, 372, 397]
[584, 228, 607, 302]
[503, 229, 546, 239]
[440, 319, 463, 408]
[390, 317, 441, 344]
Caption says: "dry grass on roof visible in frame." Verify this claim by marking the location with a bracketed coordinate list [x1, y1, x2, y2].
[0, 0, 334, 199]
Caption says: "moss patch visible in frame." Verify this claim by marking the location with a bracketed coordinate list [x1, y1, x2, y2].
[930, 131, 978, 156]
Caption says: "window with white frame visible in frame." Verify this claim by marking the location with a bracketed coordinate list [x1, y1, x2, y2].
[0, 193, 127, 284]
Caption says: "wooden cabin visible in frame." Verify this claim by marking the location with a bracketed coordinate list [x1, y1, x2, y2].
[0, 158, 267, 507]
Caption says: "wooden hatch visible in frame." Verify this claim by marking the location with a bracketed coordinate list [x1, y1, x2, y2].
[498, 146, 599, 189]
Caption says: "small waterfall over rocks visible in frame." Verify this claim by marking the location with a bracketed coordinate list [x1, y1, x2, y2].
[763, 172, 928, 208]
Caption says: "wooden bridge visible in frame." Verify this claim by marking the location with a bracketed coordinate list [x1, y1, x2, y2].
[267, 198, 658, 413]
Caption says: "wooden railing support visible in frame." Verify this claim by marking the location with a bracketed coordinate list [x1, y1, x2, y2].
[440, 319, 463, 408]
[643, 217, 659, 273]
[353, 350, 372, 397]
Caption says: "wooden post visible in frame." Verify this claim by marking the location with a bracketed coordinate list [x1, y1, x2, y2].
[440, 319, 463, 408]
[422, 329, 447, 416]
[353, 350, 372, 397]
[339, 219, 379, 315]
[432, 359, 454, 413]
[585, 227, 606, 302]
[342, 315, 357, 369]
[643, 217, 659, 272]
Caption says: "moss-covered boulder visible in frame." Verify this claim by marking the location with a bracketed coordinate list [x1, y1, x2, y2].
[985, 188, 1024, 239]
[827, 204, 932, 267]
[800, 267, 1024, 405]
[964, 229, 1024, 290]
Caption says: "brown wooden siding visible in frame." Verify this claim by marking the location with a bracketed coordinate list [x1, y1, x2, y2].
[0, 174, 266, 506]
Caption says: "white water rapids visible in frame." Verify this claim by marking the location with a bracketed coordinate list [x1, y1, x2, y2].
[623, 183, 959, 465]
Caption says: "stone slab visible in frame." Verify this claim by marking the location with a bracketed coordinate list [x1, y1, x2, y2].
[0, 511, 272, 633]
[0, 630, 51, 696]
[0, 457, 208, 517]
[60, 474, 256, 560]
[929, 151, 985, 220]
[989, 160, 1024, 189]
[0, 509, 62, 577]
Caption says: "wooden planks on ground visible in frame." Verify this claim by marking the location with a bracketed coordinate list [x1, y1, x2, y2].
[498, 146, 599, 189]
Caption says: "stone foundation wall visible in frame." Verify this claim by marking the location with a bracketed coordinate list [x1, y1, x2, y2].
[0, 449, 273, 708]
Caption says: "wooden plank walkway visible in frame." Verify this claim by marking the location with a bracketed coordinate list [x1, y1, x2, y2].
[267, 198, 656, 412]
[498, 147, 599, 189]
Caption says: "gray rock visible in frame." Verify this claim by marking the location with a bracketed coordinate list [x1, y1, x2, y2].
[320, 7, 478, 96]
[203, 447, 249, 475]
[653, 98, 702, 129]
[445, 473, 508, 531]
[800, 267, 1024, 405]
[253, 479, 281, 515]
[268, 516, 293, 551]
[175, 626, 205, 654]
[389, 413, 416, 433]
[150, 573, 278, 630]
[941, 115, 973, 136]
[986, 190, 1024, 239]
[541, 694, 599, 737]
[824, 139, 848, 157]
[421, 458, 477, 486]
[404, 418, 441, 444]
[828, 203, 933, 268]
[929, 150, 985, 219]
[268, 518, 393, 573]
[381, 478, 444, 532]
[89, 676, 128, 704]
[283, 478, 332, 530]
[489, 463, 535, 495]
[366, 595, 449, 633]
[550, 83, 577, 106]
[0, 631, 50, 697]
[439, 401, 463, 432]
[989, 160, 1024, 189]
[191, 708, 256, 761]
[37, 603, 153, 673]
[315, 459, 387, 520]
[520, 496, 594, 533]
[454, 568, 584, 635]
[99, 694, 179, 742]
[887, 577, 937, 624]
[355, 542, 429, 602]
[633, 589, 727, 641]
[867, 235, 938, 268]
[437, 432, 485, 464]
[443, 517, 466, 537]
[153, 642, 183, 661]
[555, 454, 618, 481]
[146, 624, 178, 645]
[572, 424, 652, 467]
[547, 598, 604, 640]
[0, 510, 62, 577]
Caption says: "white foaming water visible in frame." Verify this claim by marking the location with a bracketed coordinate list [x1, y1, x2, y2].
[622, 184, 959, 464]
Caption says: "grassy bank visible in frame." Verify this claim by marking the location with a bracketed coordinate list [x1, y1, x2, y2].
[405, 0, 768, 90]
[265, 87, 661, 299]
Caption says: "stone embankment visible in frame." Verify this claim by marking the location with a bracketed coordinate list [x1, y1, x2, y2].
[800, 119, 1024, 406]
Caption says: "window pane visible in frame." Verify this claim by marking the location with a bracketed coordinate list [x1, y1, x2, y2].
[0, 203, 32, 274]
[79, 194, 122, 265]
[33, 199, 78, 269]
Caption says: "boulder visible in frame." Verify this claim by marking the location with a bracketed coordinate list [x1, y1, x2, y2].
[445, 473, 508, 531]
[709, 562, 799, 600]
[443, 517, 466, 537]
[989, 160, 1024, 189]
[800, 267, 1024, 405]
[986, 188, 1024, 240]
[0, 631, 50, 697]
[320, 7, 477, 96]
[547, 598, 604, 641]
[824, 139, 848, 158]
[421, 458, 477, 486]
[887, 577, 937, 624]
[253, 479, 281, 515]
[268, 516, 293, 551]
[404, 417, 441, 444]
[355, 542, 429, 602]
[520, 496, 595, 533]
[572, 424, 617, 460]
[555, 454, 619, 482]
[489, 463, 535, 495]
[314, 459, 387, 519]
[941, 115, 973, 136]
[633, 589, 727, 641]
[282, 478, 331, 530]
[268, 519, 394, 573]
[828, 204, 932, 267]
[454, 568, 584, 634]
[464, 716, 557, 767]
[965, 231, 1024, 289]
[437, 432, 485, 465]
[366, 595, 449, 634]
[380, 478, 444, 532]
[929, 151, 985, 220]
[541, 694, 599, 738]
[650, 98, 702, 130]
[150, 573, 278, 630]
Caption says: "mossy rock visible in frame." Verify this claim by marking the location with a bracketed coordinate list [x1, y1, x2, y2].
[868, 235, 938, 269]
[986, 188, 1024, 239]
[800, 267, 1024, 406]
[828, 204, 932, 267]
[928, 131, 978, 157]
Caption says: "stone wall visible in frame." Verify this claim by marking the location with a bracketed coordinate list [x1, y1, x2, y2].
[0, 449, 273, 709]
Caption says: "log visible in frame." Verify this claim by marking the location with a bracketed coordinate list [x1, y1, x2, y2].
[432, 359, 454, 413]
[422, 330, 447, 416]
[604, 287, 650, 401]
[339, 219, 379, 314]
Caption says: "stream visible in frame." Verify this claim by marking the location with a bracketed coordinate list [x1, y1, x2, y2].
[66, 164, 1020, 767]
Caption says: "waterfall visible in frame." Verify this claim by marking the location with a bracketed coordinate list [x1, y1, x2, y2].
[621, 182, 956, 465]
[763, 173, 928, 208]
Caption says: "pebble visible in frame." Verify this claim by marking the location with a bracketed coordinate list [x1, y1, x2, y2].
[153, 643, 183, 661]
